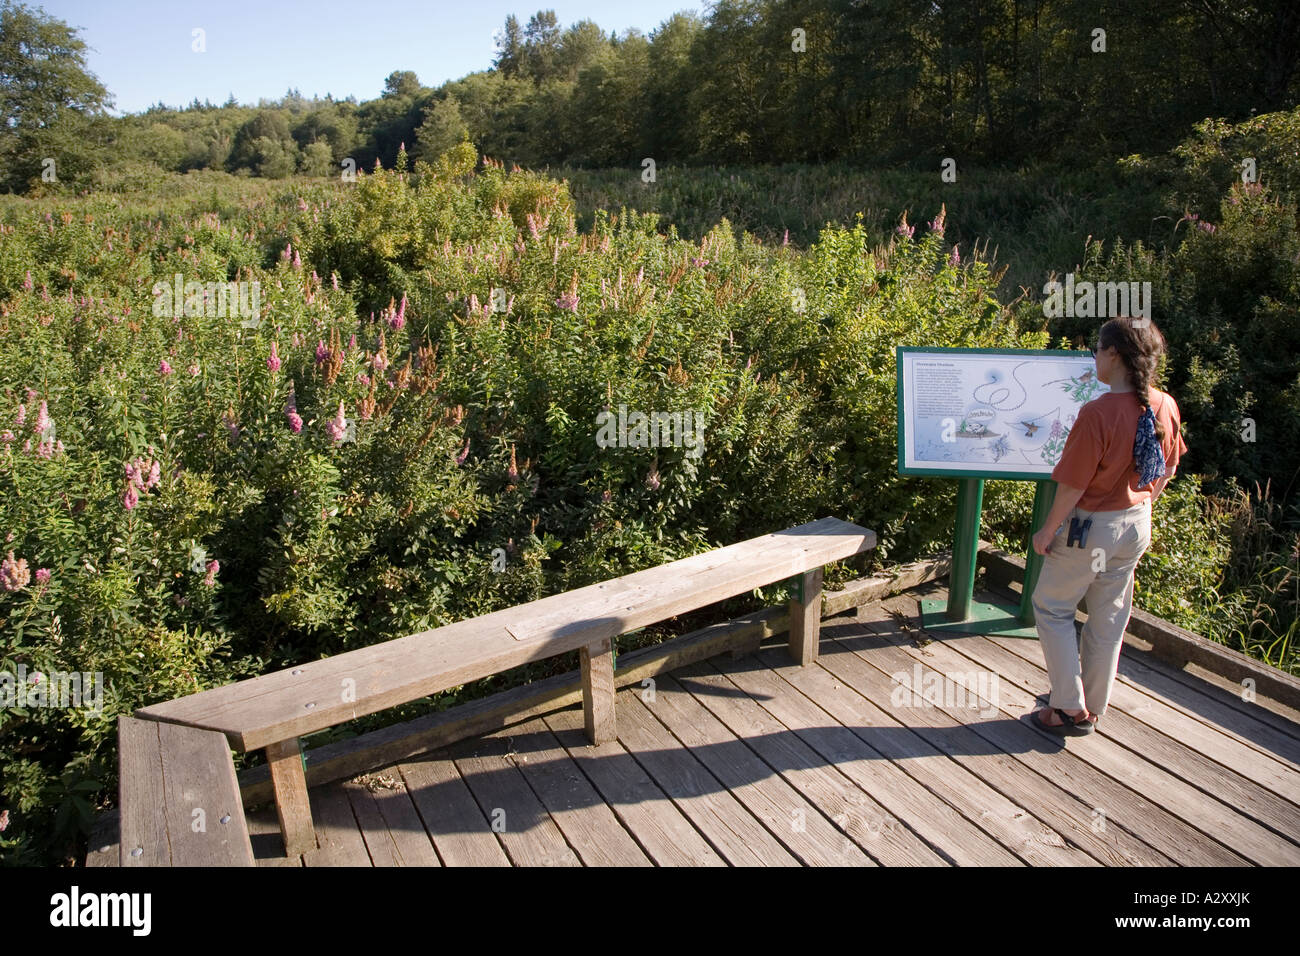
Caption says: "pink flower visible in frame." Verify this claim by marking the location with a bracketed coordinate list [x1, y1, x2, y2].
[331, 273, 339, 290]
[286, 409, 303, 433]
[125, 457, 160, 491]
[13, 404, 25, 429]
[455, 439, 470, 465]
[0, 431, 12, 443]
[645, 464, 661, 492]
[389, 295, 407, 330]
[315, 340, 329, 364]
[34, 402, 51, 435]
[325, 402, 347, 442]
[357, 372, 370, 386]
[949, 245, 960, 267]
[203, 559, 219, 587]
[34, 568, 50, 585]
[267, 341, 282, 372]
[35, 439, 55, 459]
[123, 484, 139, 510]
[187, 363, 200, 376]
[555, 293, 578, 312]
[292, 251, 302, 270]
[782, 229, 790, 247]
[0, 809, 8, 831]
[1, 551, 30, 591]
[158, 359, 173, 377]
[223, 411, 240, 440]
[372, 352, 388, 373]
[928, 205, 946, 237]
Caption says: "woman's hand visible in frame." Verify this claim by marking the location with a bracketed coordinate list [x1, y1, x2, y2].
[1032, 526, 1056, 556]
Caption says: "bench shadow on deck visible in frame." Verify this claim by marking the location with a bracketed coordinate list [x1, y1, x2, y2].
[245, 580, 1300, 867]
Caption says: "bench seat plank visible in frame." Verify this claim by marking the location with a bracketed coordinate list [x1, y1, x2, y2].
[118, 716, 254, 866]
[137, 517, 875, 751]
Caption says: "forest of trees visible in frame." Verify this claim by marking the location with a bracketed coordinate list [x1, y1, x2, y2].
[3, 0, 1299, 191]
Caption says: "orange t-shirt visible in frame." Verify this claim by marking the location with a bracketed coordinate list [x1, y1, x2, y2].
[1051, 388, 1189, 511]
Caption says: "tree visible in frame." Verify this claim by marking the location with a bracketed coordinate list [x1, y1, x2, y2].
[0, 1, 111, 190]
[227, 110, 294, 172]
[522, 10, 562, 83]
[413, 95, 469, 162]
[299, 140, 334, 176]
[383, 70, 422, 99]
[495, 14, 525, 77]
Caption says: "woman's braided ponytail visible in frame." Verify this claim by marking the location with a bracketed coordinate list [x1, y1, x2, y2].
[1099, 316, 1168, 485]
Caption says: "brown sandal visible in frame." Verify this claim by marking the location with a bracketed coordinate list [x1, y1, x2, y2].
[1030, 707, 1095, 737]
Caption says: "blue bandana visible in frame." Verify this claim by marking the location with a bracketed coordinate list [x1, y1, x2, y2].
[1133, 405, 1166, 488]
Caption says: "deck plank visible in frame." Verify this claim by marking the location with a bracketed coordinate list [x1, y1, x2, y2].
[302, 782, 371, 867]
[670, 661, 959, 865]
[398, 756, 511, 866]
[965, 629, 1300, 846]
[350, 773, 442, 867]
[752, 639, 1165, 866]
[814, 622, 1203, 865]
[645, 672, 880, 866]
[853, 600, 1281, 864]
[615, 687, 800, 865]
[449, 734, 581, 866]
[1111, 647, 1300, 755]
[495, 717, 651, 866]
[245, 805, 302, 866]
[542, 706, 726, 866]
[712, 650, 1082, 865]
[344, 781, 402, 867]
[978, 629, 1300, 790]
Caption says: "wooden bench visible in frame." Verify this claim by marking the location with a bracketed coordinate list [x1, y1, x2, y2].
[130, 516, 875, 857]
[117, 716, 254, 866]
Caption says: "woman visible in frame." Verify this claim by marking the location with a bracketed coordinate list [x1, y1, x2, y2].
[1028, 316, 1188, 737]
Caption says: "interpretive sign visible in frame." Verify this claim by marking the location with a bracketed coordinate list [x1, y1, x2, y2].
[896, 346, 1104, 480]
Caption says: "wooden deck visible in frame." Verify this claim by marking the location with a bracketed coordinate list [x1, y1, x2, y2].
[243, 581, 1300, 867]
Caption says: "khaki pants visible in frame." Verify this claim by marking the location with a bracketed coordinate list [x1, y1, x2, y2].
[1031, 500, 1152, 718]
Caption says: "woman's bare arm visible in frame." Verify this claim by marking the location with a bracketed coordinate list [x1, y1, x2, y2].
[1031, 481, 1087, 555]
[1041, 481, 1087, 534]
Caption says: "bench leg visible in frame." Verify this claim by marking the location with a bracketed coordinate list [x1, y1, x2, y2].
[580, 637, 617, 745]
[265, 738, 316, 857]
[789, 566, 824, 665]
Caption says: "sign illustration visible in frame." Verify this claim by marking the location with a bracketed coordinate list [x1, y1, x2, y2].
[897, 347, 1104, 479]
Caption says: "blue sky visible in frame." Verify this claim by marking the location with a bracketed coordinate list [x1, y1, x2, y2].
[41, 1, 710, 114]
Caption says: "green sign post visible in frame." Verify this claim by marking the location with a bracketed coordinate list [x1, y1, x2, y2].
[896, 346, 1100, 637]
